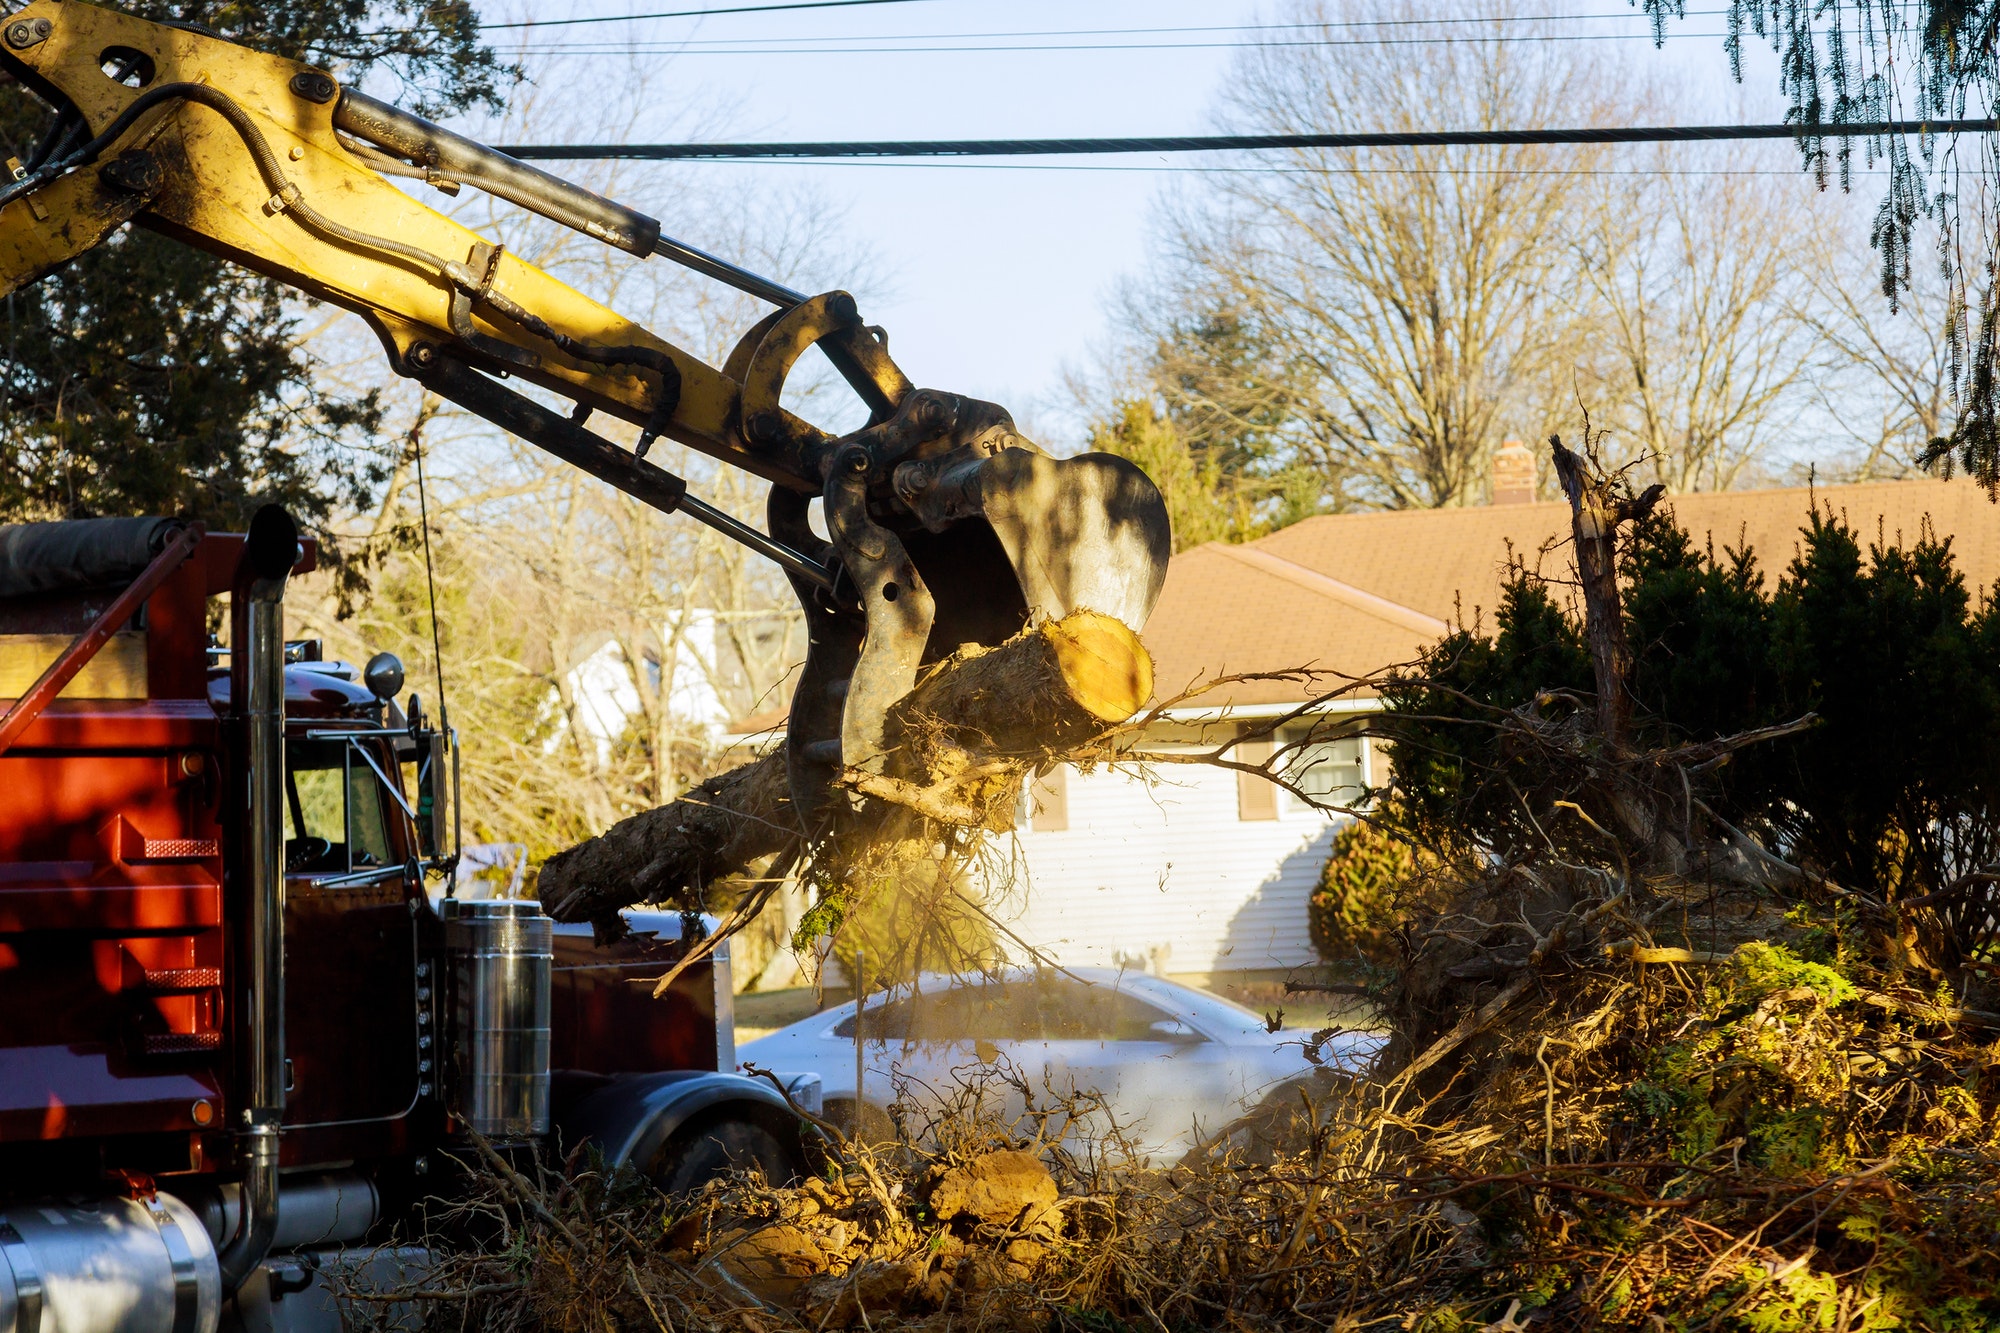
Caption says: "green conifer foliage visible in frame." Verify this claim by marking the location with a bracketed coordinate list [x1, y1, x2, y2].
[1377, 500, 2000, 958]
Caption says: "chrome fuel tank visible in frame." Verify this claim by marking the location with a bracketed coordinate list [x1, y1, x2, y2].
[0, 1192, 220, 1333]
[442, 898, 552, 1139]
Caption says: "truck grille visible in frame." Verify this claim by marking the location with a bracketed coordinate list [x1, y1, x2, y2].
[137, 967, 223, 993]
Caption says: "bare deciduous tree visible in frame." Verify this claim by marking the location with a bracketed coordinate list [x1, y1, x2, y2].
[1572, 144, 1822, 492]
[1095, 3, 1928, 516]
[1134, 0, 1619, 511]
[1803, 224, 1962, 483]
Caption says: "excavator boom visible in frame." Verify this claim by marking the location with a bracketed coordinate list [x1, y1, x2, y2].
[0, 0, 1172, 821]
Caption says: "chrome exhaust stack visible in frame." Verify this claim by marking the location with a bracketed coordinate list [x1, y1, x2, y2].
[218, 505, 299, 1295]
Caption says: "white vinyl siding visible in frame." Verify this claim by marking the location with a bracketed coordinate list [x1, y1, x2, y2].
[995, 756, 1340, 973]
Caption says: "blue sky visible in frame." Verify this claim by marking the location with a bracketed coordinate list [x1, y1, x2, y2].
[457, 2, 1823, 446]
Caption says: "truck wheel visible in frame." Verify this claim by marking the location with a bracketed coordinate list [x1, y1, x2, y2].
[649, 1116, 796, 1197]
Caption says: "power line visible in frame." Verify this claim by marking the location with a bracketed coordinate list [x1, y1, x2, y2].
[682, 159, 1904, 175]
[505, 32, 1629, 55]
[478, 0, 949, 32]
[496, 119, 1998, 161]
[476, 1, 1920, 34]
[493, 7, 1758, 42]
[497, 33, 1788, 55]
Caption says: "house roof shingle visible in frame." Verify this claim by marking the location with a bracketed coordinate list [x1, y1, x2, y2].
[1251, 477, 2000, 627]
[1140, 543, 1439, 709]
[1139, 476, 2000, 710]
[726, 477, 2000, 729]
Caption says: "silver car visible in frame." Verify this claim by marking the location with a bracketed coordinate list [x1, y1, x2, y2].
[737, 966, 1380, 1163]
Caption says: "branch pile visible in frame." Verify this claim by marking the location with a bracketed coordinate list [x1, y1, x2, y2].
[386, 436, 2000, 1329]
[349, 916, 2000, 1333]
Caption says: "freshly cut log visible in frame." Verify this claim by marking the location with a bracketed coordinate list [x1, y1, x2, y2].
[538, 610, 1152, 924]
[538, 750, 793, 927]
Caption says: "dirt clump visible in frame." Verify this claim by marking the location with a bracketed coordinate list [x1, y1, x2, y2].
[709, 1223, 829, 1304]
[924, 1148, 1059, 1231]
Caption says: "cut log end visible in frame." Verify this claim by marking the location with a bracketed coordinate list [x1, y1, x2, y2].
[1044, 609, 1153, 724]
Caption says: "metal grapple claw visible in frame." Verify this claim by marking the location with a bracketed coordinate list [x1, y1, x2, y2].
[734, 294, 1171, 827]
[895, 446, 1171, 633]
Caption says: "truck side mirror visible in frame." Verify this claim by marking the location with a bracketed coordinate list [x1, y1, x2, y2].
[407, 693, 459, 866]
[364, 652, 405, 702]
[428, 722, 460, 864]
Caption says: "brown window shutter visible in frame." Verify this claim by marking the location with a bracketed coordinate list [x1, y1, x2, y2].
[1236, 738, 1277, 820]
[1030, 766, 1069, 832]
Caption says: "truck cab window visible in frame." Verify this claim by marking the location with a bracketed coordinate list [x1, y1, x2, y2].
[284, 740, 394, 874]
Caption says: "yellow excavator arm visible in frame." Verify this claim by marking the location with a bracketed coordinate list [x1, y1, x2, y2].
[0, 0, 1171, 822]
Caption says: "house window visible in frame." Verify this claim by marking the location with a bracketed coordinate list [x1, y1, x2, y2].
[1030, 767, 1069, 832]
[1024, 764, 1072, 824]
[1279, 726, 1367, 813]
[1017, 766, 1069, 832]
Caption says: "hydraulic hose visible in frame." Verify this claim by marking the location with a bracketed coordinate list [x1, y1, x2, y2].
[0, 82, 680, 394]
[0, 80, 452, 277]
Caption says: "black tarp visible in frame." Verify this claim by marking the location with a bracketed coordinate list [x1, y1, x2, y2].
[0, 517, 185, 599]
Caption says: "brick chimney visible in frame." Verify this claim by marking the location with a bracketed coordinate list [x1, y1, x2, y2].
[1491, 439, 1536, 505]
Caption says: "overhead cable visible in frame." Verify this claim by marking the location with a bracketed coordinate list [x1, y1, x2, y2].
[496, 119, 1999, 161]
[494, 32, 1832, 54]
[691, 160, 1910, 175]
[473, 0, 1915, 33]
[479, 0, 947, 32]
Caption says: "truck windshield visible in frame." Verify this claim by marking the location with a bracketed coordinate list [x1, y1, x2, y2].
[285, 739, 394, 874]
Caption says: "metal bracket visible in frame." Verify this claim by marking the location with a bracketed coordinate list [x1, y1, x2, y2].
[3, 16, 51, 49]
[447, 241, 539, 371]
[737, 291, 914, 467]
[771, 485, 862, 825]
[137, 1193, 203, 1333]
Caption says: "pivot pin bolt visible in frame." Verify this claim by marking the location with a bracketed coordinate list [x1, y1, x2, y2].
[289, 71, 336, 104]
[5, 17, 52, 49]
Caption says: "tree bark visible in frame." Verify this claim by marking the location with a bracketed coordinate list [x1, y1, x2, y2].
[537, 610, 1152, 924]
[537, 749, 795, 927]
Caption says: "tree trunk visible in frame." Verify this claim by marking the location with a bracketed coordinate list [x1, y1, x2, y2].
[1547, 434, 1681, 870]
[1547, 435, 1662, 750]
[537, 610, 1152, 924]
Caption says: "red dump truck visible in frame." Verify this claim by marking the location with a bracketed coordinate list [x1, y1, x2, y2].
[0, 508, 818, 1333]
